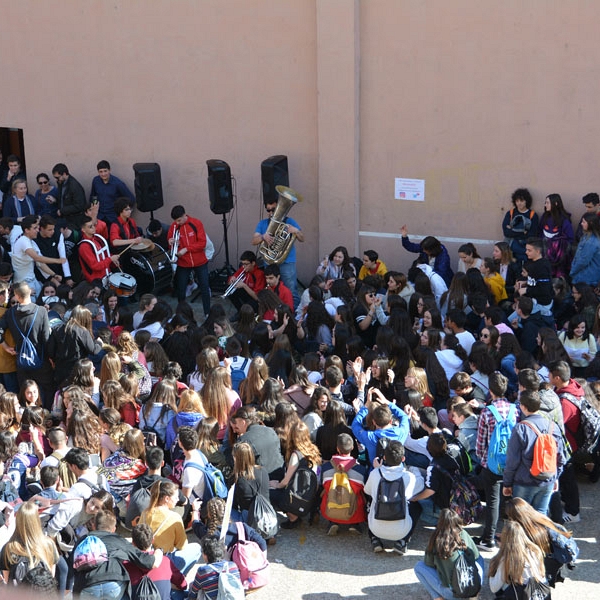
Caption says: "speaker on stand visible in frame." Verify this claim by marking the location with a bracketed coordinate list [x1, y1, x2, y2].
[133, 163, 164, 220]
[200, 160, 236, 297]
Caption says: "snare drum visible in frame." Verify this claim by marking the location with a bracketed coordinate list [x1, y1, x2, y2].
[121, 245, 172, 295]
[104, 272, 137, 297]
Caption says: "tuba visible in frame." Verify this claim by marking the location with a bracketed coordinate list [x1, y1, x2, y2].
[257, 185, 302, 265]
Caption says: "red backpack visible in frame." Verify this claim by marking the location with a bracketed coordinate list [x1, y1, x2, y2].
[523, 420, 558, 480]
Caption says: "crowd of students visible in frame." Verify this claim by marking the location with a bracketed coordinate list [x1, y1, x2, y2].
[0, 184, 598, 599]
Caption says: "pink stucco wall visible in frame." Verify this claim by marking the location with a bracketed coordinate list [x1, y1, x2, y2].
[3, 1, 600, 281]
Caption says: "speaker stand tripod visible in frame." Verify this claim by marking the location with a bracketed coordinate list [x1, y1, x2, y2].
[191, 211, 235, 302]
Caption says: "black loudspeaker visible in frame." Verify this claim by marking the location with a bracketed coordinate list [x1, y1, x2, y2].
[207, 159, 234, 215]
[261, 155, 289, 205]
[133, 163, 164, 212]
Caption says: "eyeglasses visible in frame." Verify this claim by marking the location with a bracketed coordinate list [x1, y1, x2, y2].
[266, 208, 276, 214]
[38, 180, 49, 185]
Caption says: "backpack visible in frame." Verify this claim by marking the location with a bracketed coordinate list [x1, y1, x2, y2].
[231, 521, 270, 590]
[229, 358, 248, 393]
[247, 491, 279, 539]
[451, 548, 482, 598]
[168, 417, 185, 485]
[374, 472, 406, 521]
[141, 408, 167, 449]
[442, 431, 472, 476]
[0, 477, 20, 505]
[547, 526, 579, 565]
[434, 464, 483, 525]
[510, 577, 552, 600]
[282, 457, 319, 517]
[134, 574, 161, 600]
[522, 420, 558, 480]
[12, 307, 43, 370]
[185, 461, 228, 502]
[562, 391, 600, 454]
[487, 404, 517, 475]
[324, 466, 358, 522]
[8, 556, 30, 586]
[50, 451, 77, 491]
[73, 535, 109, 571]
[211, 562, 245, 600]
[125, 479, 155, 528]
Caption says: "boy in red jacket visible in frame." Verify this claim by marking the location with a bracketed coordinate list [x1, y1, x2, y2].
[320, 433, 367, 535]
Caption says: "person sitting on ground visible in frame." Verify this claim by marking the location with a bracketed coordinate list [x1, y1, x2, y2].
[187, 534, 241, 600]
[364, 440, 424, 555]
[358, 249, 388, 280]
[320, 432, 367, 537]
[125, 523, 187, 600]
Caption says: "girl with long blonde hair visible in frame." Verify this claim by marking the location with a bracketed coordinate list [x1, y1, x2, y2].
[201, 366, 241, 441]
[269, 420, 321, 528]
[164, 389, 205, 451]
[239, 356, 268, 406]
[404, 366, 434, 407]
[140, 480, 201, 575]
[489, 520, 549, 598]
[1, 500, 58, 580]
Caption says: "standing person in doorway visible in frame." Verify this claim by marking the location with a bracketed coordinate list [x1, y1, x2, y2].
[168, 205, 211, 316]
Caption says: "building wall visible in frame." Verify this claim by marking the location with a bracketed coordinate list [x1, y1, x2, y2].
[3, 1, 600, 283]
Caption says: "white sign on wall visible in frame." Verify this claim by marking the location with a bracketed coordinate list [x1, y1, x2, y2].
[394, 178, 425, 201]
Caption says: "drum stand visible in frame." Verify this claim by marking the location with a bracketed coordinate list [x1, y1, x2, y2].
[192, 211, 235, 300]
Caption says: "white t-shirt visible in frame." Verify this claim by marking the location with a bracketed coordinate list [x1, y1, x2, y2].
[12, 235, 38, 283]
[182, 449, 209, 499]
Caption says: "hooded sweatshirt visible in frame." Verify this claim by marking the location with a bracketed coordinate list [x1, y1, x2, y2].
[556, 379, 585, 452]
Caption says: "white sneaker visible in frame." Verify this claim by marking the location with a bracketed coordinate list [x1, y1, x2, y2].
[186, 281, 198, 297]
[562, 512, 581, 523]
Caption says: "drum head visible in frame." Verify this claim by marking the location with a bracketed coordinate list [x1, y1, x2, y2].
[130, 239, 155, 252]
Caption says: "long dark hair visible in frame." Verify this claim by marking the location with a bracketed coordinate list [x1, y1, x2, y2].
[426, 508, 465, 559]
[542, 193, 570, 228]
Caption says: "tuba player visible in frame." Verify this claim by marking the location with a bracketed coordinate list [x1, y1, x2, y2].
[252, 197, 303, 309]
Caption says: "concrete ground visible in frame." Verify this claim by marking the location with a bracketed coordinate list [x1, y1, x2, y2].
[244, 475, 599, 600]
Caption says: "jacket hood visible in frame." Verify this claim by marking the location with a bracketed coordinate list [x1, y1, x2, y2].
[539, 388, 561, 413]
[559, 379, 585, 399]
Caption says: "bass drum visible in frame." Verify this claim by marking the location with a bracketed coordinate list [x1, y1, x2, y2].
[120, 245, 172, 295]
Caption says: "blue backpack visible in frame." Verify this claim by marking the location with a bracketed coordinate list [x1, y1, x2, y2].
[230, 358, 249, 393]
[186, 461, 228, 502]
[487, 404, 517, 475]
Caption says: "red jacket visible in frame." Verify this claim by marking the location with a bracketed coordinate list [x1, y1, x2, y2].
[167, 216, 207, 268]
[231, 265, 266, 294]
[320, 455, 367, 524]
[79, 235, 113, 283]
[109, 216, 139, 247]
[558, 378, 585, 452]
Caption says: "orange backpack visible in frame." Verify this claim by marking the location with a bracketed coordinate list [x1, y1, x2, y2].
[523, 420, 558, 480]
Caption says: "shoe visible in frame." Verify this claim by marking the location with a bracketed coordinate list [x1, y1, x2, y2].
[267, 537, 277, 546]
[280, 518, 300, 529]
[348, 523, 364, 535]
[371, 537, 383, 553]
[393, 540, 407, 555]
[562, 512, 581, 523]
[326, 523, 339, 536]
[186, 281, 198, 297]
[473, 536, 497, 551]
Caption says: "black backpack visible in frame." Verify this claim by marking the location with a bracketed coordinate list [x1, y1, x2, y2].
[134, 574, 161, 600]
[451, 548, 481, 598]
[374, 472, 406, 521]
[283, 458, 319, 517]
[8, 556, 30, 586]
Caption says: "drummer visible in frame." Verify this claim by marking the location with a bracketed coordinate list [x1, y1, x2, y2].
[79, 216, 120, 283]
[109, 197, 144, 250]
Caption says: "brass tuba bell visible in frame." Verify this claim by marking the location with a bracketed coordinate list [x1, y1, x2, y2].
[257, 185, 302, 265]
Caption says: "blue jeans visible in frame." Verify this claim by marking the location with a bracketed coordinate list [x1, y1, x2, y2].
[174, 263, 210, 315]
[513, 483, 553, 515]
[279, 261, 300, 309]
[80, 580, 128, 600]
[166, 542, 202, 575]
[414, 556, 484, 600]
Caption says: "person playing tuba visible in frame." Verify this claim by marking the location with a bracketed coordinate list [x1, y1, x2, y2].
[252, 188, 303, 309]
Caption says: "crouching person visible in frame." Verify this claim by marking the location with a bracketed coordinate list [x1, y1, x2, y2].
[363, 440, 424, 554]
[320, 433, 367, 535]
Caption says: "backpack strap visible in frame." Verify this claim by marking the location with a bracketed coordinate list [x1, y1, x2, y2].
[11, 306, 39, 341]
[235, 520, 246, 542]
[522, 419, 553, 437]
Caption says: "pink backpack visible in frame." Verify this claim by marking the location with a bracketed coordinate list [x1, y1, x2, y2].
[230, 521, 270, 590]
